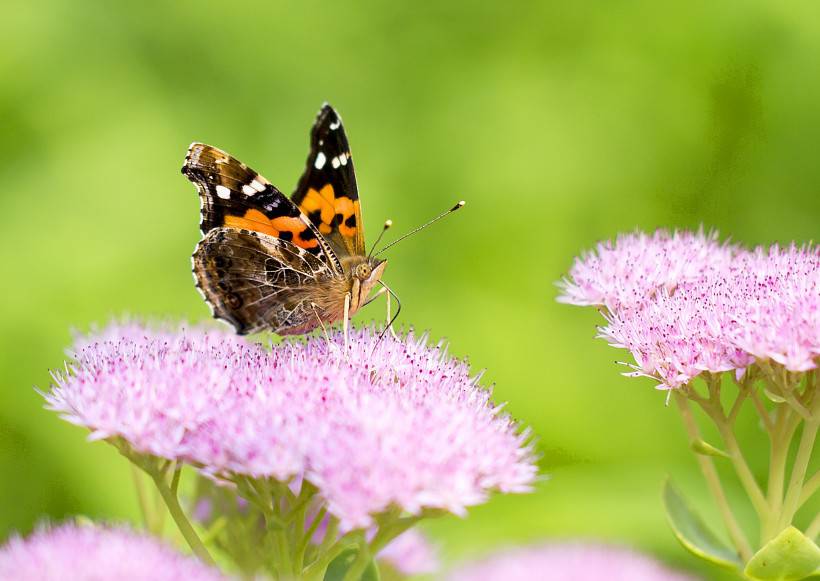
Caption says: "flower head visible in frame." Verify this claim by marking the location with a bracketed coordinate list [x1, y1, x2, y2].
[558, 229, 737, 311]
[560, 230, 820, 388]
[47, 323, 536, 529]
[447, 542, 697, 581]
[0, 523, 228, 581]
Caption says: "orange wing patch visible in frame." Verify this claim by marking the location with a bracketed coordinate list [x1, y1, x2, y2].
[298, 184, 359, 239]
[224, 209, 318, 249]
[300, 185, 337, 234]
[337, 198, 358, 238]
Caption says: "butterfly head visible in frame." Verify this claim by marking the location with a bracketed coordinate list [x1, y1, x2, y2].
[349, 257, 387, 313]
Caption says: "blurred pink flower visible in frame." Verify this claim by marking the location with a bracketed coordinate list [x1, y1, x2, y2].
[560, 231, 820, 388]
[47, 324, 536, 530]
[378, 529, 439, 575]
[447, 542, 698, 581]
[0, 523, 228, 581]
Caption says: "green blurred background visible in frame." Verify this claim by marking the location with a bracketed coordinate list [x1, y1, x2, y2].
[2, 1, 819, 578]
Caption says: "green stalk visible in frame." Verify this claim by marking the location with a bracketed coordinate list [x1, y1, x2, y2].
[762, 405, 794, 543]
[341, 533, 371, 581]
[749, 387, 775, 433]
[130, 464, 154, 532]
[777, 415, 819, 531]
[806, 511, 820, 540]
[798, 471, 820, 507]
[275, 528, 292, 577]
[171, 463, 182, 495]
[767, 406, 789, 505]
[149, 472, 216, 566]
[301, 535, 355, 581]
[697, 381, 770, 522]
[675, 393, 753, 561]
[295, 507, 326, 572]
[317, 516, 340, 557]
[201, 516, 227, 545]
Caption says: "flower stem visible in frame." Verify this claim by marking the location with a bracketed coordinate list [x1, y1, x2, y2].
[317, 516, 340, 556]
[799, 470, 820, 508]
[675, 393, 753, 561]
[762, 405, 793, 543]
[777, 413, 819, 532]
[806, 511, 820, 540]
[301, 534, 354, 581]
[130, 464, 154, 532]
[369, 515, 422, 555]
[295, 506, 326, 572]
[275, 528, 291, 577]
[696, 381, 770, 522]
[342, 533, 371, 581]
[749, 387, 775, 434]
[150, 471, 216, 566]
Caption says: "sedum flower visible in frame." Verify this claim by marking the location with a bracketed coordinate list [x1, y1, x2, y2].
[447, 542, 698, 581]
[557, 229, 737, 312]
[560, 230, 819, 388]
[0, 523, 228, 581]
[46, 323, 536, 530]
[729, 244, 820, 371]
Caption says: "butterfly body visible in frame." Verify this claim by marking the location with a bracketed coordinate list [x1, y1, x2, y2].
[183, 104, 386, 336]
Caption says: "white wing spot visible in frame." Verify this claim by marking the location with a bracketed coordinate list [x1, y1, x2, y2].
[251, 179, 266, 192]
[329, 119, 341, 130]
[242, 184, 256, 196]
[339, 153, 348, 166]
[215, 185, 231, 199]
[331, 156, 341, 169]
[315, 151, 327, 170]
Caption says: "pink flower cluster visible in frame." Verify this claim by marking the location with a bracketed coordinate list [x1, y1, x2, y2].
[447, 542, 697, 581]
[560, 230, 820, 388]
[0, 524, 227, 581]
[46, 324, 536, 529]
[558, 229, 737, 312]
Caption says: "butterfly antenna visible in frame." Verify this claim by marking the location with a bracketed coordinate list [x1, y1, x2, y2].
[373, 201, 465, 256]
[367, 220, 393, 258]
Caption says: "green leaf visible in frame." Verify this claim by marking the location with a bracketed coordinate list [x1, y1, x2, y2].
[690, 439, 730, 458]
[324, 547, 380, 581]
[744, 526, 820, 581]
[662, 478, 742, 569]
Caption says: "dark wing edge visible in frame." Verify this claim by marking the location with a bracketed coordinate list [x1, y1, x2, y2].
[291, 104, 365, 257]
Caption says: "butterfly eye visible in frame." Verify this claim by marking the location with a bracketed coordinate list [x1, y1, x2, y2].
[355, 263, 372, 279]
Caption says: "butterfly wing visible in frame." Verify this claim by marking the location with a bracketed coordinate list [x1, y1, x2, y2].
[182, 142, 347, 334]
[193, 228, 336, 335]
[182, 142, 342, 272]
[291, 104, 365, 258]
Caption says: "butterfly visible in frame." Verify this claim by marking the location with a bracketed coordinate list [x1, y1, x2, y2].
[182, 104, 389, 336]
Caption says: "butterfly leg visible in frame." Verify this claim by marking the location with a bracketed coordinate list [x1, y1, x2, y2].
[311, 302, 332, 347]
[343, 292, 351, 352]
[385, 289, 398, 340]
